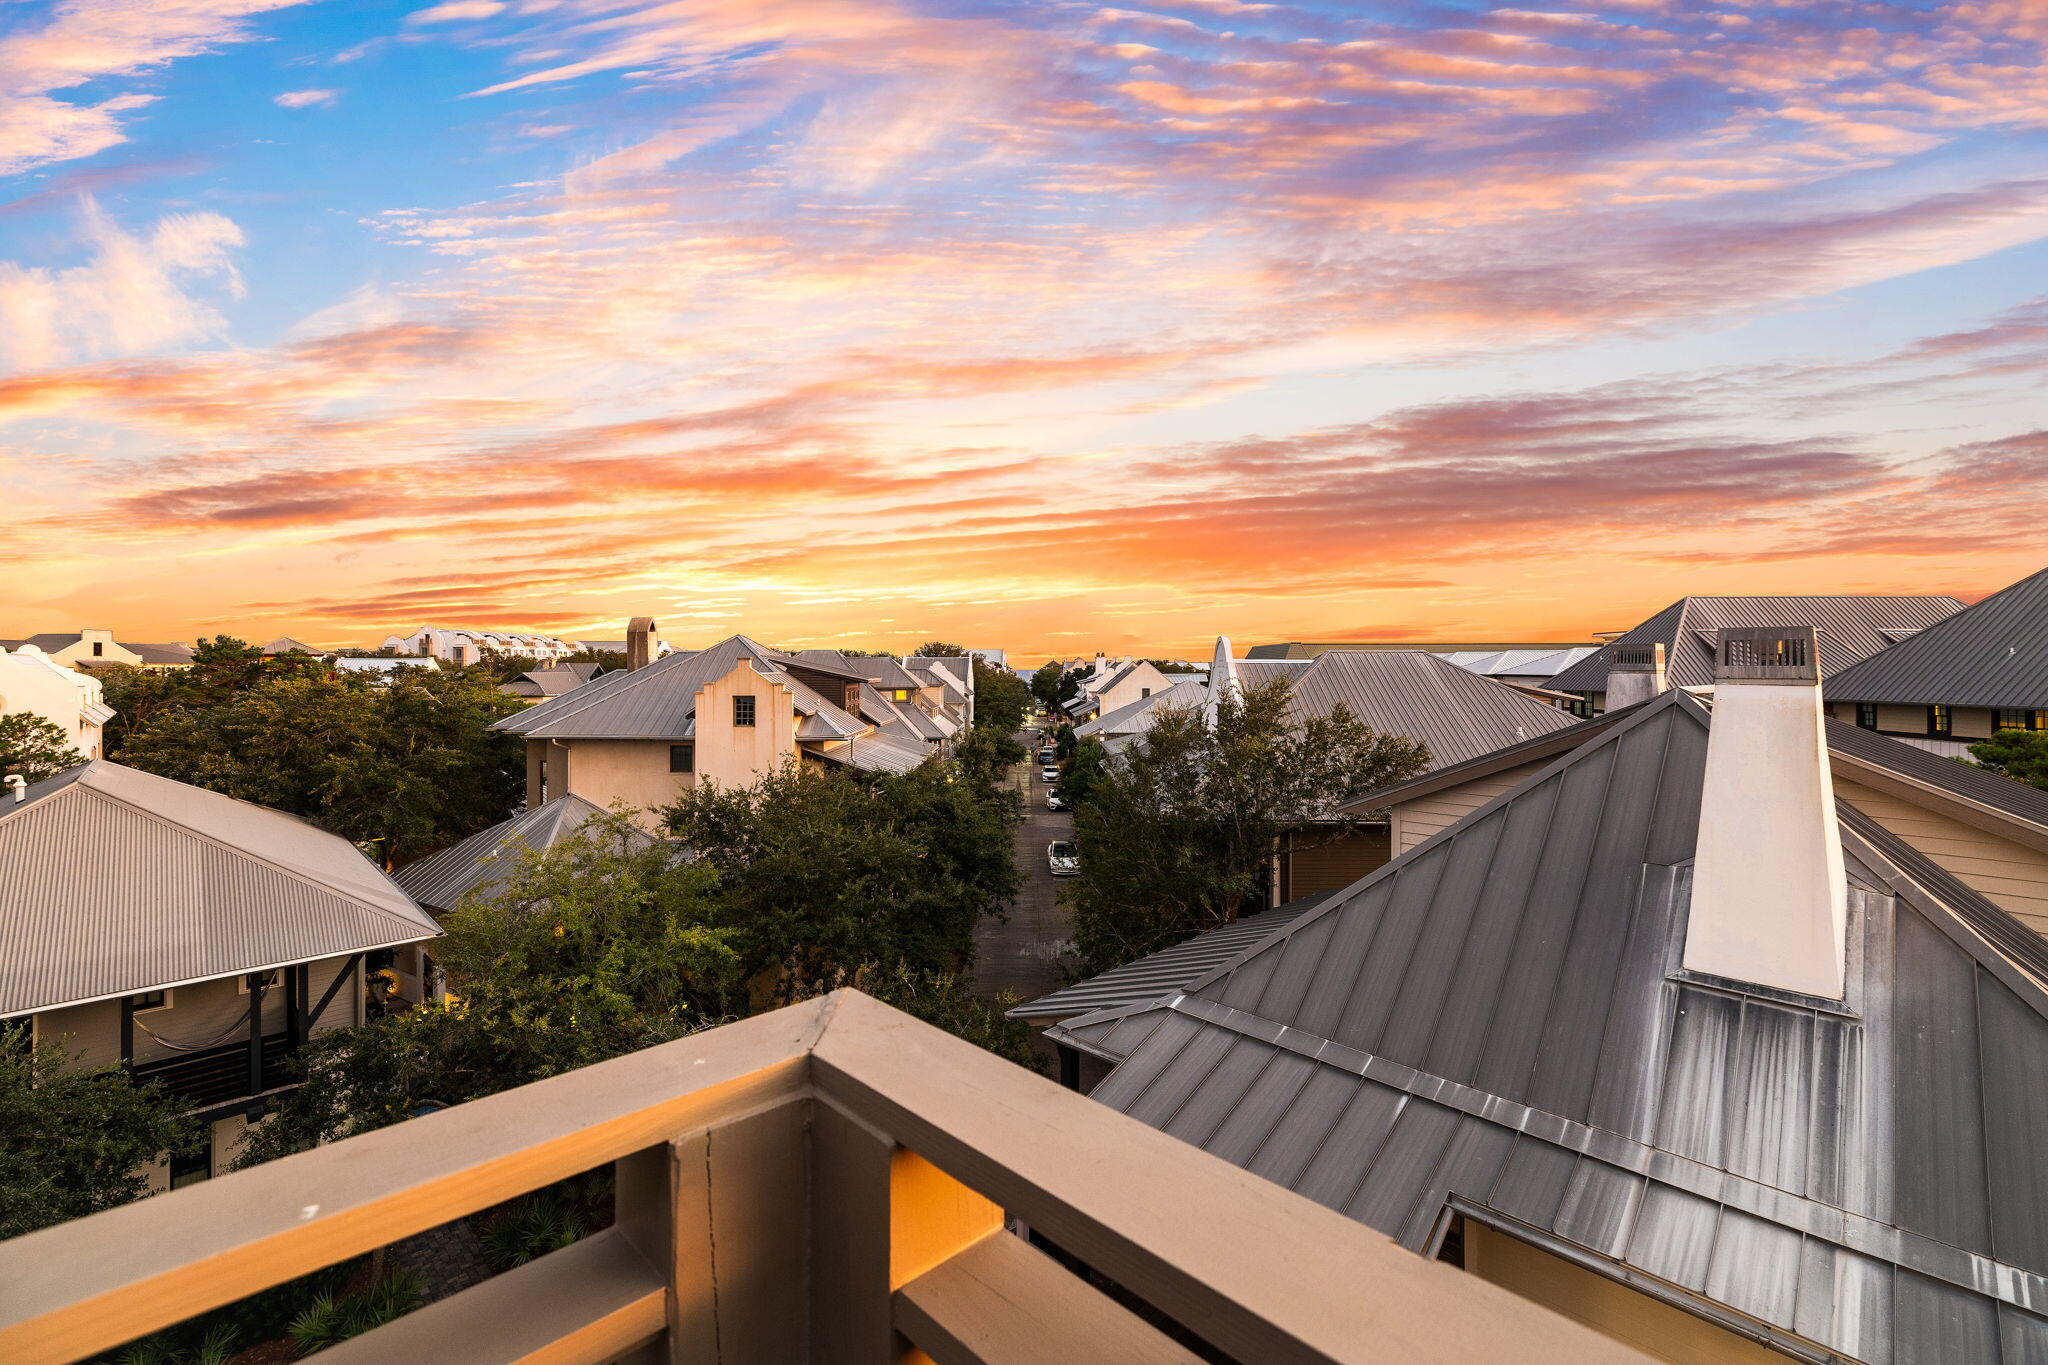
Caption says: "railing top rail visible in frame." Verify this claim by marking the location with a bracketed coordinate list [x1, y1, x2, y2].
[0, 998, 827, 1363]
[1, 991, 1649, 1365]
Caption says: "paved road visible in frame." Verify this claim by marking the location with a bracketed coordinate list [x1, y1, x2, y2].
[971, 731, 1076, 1006]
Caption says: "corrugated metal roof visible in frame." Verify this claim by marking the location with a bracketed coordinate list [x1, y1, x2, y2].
[391, 794, 648, 914]
[496, 636, 779, 739]
[1824, 566, 2048, 709]
[1282, 649, 1580, 767]
[813, 732, 931, 774]
[1547, 596, 1964, 695]
[1061, 692, 2048, 1363]
[1074, 680, 1206, 739]
[0, 762, 440, 1016]
[1008, 893, 1331, 1024]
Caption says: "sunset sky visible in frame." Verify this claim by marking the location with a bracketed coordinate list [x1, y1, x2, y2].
[3, 0, 2046, 664]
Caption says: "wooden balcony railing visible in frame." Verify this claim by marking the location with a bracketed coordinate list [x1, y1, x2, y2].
[0, 990, 1650, 1365]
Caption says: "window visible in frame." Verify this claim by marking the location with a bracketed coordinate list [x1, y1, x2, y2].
[1929, 704, 1951, 735]
[733, 695, 757, 727]
[91, 641, 103, 657]
[1995, 709, 2044, 731]
[669, 743, 694, 773]
[169, 1141, 211, 1190]
[892, 689, 910, 701]
[132, 989, 171, 1013]
[1857, 703, 1878, 731]
[238, 969, 282, 994]
[1140, 687, 1152, 698]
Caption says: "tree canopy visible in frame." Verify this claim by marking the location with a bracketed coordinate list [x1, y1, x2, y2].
[1971, 729, 2048, 791]
[0, 1040, 196, 1239]
[1061, 678, 1430, 972]
[106, 640, 526, 866]
[971, 658, 1032, 735]
[662, 758, 1018, 996]
[0, 714, 84, 783]
[1029, 661, 1065, 710]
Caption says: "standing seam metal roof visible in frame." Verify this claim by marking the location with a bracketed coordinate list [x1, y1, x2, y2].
[1546, 596, 1964, 695]
[1823, 566, 2048, 709]
[0, 762, 440, 1016]
[1281, 649, 1581, 768]
[391, 794, 649, 914]
[1058, 692, 2048, 1364]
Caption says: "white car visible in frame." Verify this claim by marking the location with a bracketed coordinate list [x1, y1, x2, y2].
[1047, 840, 1080, 876]
[1046, 792, 1065, 812]
[1040, 764, 1059, 782]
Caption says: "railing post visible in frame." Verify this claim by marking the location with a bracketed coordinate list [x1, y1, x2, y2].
[613, 1145, 673, 1365]
[811, 1097, 1003, 1363]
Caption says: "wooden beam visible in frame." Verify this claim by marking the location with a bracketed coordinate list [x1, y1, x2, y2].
[118, 997, 133, 1067]
[311, 1225, 664, 1365]
[811, 989, 1652, 1365]
[895, 1230, 1203, 1365]
[0, 997, 832, 1364]
[305, 954, 359, 1033]
[245, 974, 267, 1099]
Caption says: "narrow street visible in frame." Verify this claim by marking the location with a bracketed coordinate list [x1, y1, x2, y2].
[971, 729, 1075, 1005]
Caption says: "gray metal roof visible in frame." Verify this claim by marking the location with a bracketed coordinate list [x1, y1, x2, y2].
[0, 762, 440, 1016]
[1824, 566, 2048, 709]
[495, 635, 858, 740]
[1058, 692, 2048, 1363]
[1008, 894, 1331, 1024]
[813, 731, 932, 774]
[1074, 680, 1206, 739]
[391, 794, 646, 914]
[1282, 649, 1580, 768]
[1547, 596, 1964, 695]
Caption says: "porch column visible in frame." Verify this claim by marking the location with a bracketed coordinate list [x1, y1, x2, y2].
[246, 975, 267, 1097]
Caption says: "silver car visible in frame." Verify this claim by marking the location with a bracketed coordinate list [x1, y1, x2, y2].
[1046, 791, 1065, 812]
[1040, 764, 1059, 782]
[1047, 840, 1080, 876]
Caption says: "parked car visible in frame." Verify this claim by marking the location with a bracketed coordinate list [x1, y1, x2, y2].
[1046, 791, 1065, 812]
[1040, 764, 1059, 782]
[1047, 840, 1080, 876]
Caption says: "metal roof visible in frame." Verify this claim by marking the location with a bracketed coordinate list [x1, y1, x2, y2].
[1074, 680, 1206, 740]
[1437, 645, 1600, 680]
[813, 731, 932, 774]
[0, 762, 440, 1016]
[1546, 596, 1964, 695]
[391, 794, 648, 914]
[1008, 894, 1331, 1024]
[1823, 566, 2048, 709]
[1282, 649, 1580, 768]
[496, 636, 780, 739]
[1058, 692, 2048, 1363]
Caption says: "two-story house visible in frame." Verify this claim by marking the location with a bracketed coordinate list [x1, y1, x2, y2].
[494, 632, 933, 822]
[0, 630, 194, 671]
[1067, 658, 1175, 724]
[0, 644, 115, 759]
[380, 626, 580, 666]
[0, 762, 442, 1188]
[1824, 563, 2048, 756]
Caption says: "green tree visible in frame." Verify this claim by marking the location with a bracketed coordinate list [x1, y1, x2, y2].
[971, 660, 1031, 736]
[0, 713, 84, 783]
[664, 760, 1018, 996]
[1062, 678, 1430, 972]
[1971, 729, 2048, 791]
[0, 1041, 196, 1239]
[1029, 661, 1064, 710]
[115, 665, 525, 866]
[1058, 737, 1110, 807]
[954, 722, 1027, 791]
[912, 641, 969, 657]
[240, 814, 742, 1162]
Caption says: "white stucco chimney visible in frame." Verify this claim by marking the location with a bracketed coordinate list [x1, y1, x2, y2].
[1682, 625, 1847, 999]
[1603, 640, 1667, 709]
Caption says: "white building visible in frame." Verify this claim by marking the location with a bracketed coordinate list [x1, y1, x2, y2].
[0, 645, 115, 760]
[379, 626, 580, 666]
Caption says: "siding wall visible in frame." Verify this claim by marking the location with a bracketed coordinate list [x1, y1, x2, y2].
[1833, 777, 2048, 939]
[32, 955, 364, 1070]
[1388, 760, 1553, 855]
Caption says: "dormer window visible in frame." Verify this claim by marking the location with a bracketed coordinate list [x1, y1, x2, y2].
[734, 695, 757, 727]
[1856, 703, 1878, 730]
[1929, 704, 1951, 736]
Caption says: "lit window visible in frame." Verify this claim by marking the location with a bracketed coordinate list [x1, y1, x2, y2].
[670, 744, 694, 773]
[1994, 709, 2045, 731]
[734, 695, 757, 727]
[1857, 703, 1878, 731]
[1929, 704, 1951, 735]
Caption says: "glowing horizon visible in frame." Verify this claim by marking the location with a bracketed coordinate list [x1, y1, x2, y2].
[3, 0, 2046, 667]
